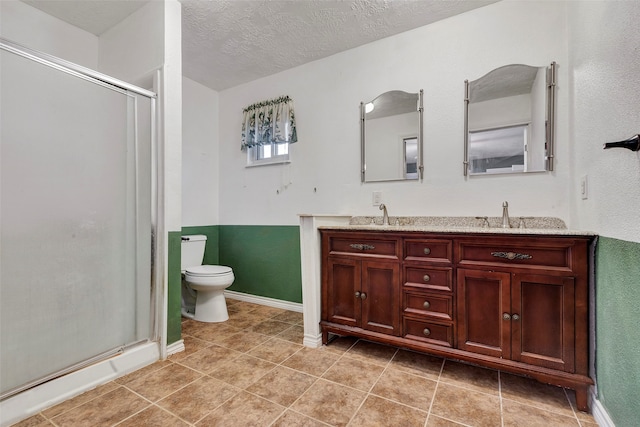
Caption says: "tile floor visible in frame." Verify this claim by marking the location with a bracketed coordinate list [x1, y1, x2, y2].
[15, 299, 599, 427]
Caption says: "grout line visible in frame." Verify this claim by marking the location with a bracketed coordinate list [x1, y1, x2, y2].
[498, 370, 505, 427]
[423, 357, 445, 427]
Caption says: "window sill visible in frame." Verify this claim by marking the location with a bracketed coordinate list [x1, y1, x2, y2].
[245, 159, 291, 168]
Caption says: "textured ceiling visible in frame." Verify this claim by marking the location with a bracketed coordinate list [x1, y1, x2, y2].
[22, 0, 499, 91]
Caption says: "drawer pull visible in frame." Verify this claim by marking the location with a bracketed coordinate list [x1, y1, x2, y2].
[512, 314, 520, 321]
[355, 291, 361, 299]
[503, 313, 511, 320]
[423, 328, 431, 336]
[423, 274, 431, 282]
[360, 292, 367, 300]
[491, 251, 532, 260]
[423, 247, 431, 255]
[423, 301, 431, 309]
[350, 243, 375, 251]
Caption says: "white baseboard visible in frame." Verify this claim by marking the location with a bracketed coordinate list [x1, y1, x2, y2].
[303, 333, 322, 348]
[167, 339, 185, 356]
[590, 387, 615, 427]
[224, 290, 303, 313]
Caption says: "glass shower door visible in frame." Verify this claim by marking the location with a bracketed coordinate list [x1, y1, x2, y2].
[0, 44, 153, 398]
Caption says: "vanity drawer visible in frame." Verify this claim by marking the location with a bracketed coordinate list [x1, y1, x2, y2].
[456, 238, 575, 271]
[328, 234, 400, 259]
[404, 291, 452, 321]
[404, 266, 453, 292]
[404, 239, 453, 264]
[403, 318, 453, 347]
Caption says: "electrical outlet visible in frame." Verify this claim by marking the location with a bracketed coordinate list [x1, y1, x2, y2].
[372, 191, 382, 205]
[580, 175, 588, 200]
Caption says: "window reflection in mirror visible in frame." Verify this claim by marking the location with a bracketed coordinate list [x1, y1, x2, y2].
[361, 90, 423, 182]
[464, 63, 556, 176]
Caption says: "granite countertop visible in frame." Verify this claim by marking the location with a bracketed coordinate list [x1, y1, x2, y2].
[317, 216, 596, 236]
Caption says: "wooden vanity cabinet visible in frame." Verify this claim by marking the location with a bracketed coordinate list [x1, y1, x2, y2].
[322, 232, 401, 337]
[320, 229, 593, 411]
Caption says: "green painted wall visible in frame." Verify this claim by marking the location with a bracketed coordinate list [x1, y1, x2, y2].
[595, 236, 640, 425]
[219, 225, 302, 303]
[167, 231, 182, 345]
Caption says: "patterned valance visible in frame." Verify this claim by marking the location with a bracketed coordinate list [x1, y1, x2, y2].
[241, 96, 297, 150]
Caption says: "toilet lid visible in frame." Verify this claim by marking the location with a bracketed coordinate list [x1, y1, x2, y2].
[185, 265, 233, 277]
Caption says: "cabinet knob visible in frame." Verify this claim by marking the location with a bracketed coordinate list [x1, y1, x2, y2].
[423, 274, 430, 282]
[423, 301, 431, 309]
[512, 314, 520, 321]
[423, 247, 431, 255]
[503, 313, 511, 320]
[423, 328, 431, 336]
[355, 291, 360, 299]
[360, 292, 367, 300]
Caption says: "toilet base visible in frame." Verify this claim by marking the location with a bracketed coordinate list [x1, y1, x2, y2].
[194, 290, 229, 323]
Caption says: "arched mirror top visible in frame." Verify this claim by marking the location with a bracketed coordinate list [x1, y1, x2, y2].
[361, 89, 423, 183]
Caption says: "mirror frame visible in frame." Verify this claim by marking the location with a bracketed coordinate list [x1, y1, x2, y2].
[361, 89, 424, 183]
[463, 62, 556, 176]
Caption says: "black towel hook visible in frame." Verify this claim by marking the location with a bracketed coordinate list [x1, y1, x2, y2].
[603, 134, 640, 151]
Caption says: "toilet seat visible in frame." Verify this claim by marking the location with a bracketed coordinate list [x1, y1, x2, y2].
[185, 265, 232, 277]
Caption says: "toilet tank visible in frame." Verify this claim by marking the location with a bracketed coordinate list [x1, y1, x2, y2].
[181, 235, 206, 271]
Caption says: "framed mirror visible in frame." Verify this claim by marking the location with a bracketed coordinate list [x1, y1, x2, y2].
[463, 62, 556, 176]
[361, 90, 423, 182]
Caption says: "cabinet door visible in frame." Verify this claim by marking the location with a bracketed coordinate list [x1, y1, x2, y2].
[457, 269, 511, 358]
[325, 257, 361, 327]
[512, 274, 575, 372]
[361, 260, 401, 335]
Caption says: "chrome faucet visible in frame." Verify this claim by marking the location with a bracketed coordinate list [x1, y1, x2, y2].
[501, 201, 511, 228]
[379, 203, 390, 226]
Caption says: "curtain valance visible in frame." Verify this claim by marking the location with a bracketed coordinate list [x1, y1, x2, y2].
[241, 95, 297, 150]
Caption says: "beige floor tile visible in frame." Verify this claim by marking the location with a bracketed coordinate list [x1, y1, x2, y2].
[177, 344, 242, 373]
[430, 383, 501, 427]
[247, 337, 303, 363]
[250, 319, 294, 336]
[502, 399, 580, 427]
[349, 395, 428, 427]
[272, 310, 304, 325]
[124, 363, 202, 402]
[276, 324, 305, 344]
[215, 329, 271, 352]
[41, 381, 120, 418]
[157, 375, 240, 423]
[500, 373, 575, 417]
[323, 335, 358, 353]
[208, 354, 276, 388]
[114, 360, 173, 386]
[440, 360, 499, 395]
[271, 410, 328, 427]
[196, 391, 285, 427]
[10, 414, 52, 427]
[224, 311, 267, 329]
[426, 415, 469, 426]
[226, 301, 263, 313]
[322, 356, 385, 391]
[345, 340, 398, 366]
[168, 334, 212, 361]
[291, 379, 366, 427]
[116, 405, 190, 426]
[389, 349, 444, 380]
[282, 347, 340, 377]
[51, 387, 150, 427]
[184, 321, 241, 343]
[246, 366, 317, 406]
[370, 367, 437, 411]
[249, 305, 288, 319]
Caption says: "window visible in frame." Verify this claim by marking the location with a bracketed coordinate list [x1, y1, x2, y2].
[241, 96, 297, 166]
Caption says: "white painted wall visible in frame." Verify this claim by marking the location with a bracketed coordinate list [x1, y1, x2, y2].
[182, 77, 219, 226]
[98, 1, 164, 89]
[217, 1, 570, 226]
[567, 1, 640, 243]
[0, 1, 98, 67]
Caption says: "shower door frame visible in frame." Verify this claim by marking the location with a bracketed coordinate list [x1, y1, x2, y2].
[0, 37, 166, 399]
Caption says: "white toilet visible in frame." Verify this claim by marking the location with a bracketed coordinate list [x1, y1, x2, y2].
[181, 234, 235, 322]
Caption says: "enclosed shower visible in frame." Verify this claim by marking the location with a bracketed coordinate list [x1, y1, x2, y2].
[0, 38, 159, 423]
